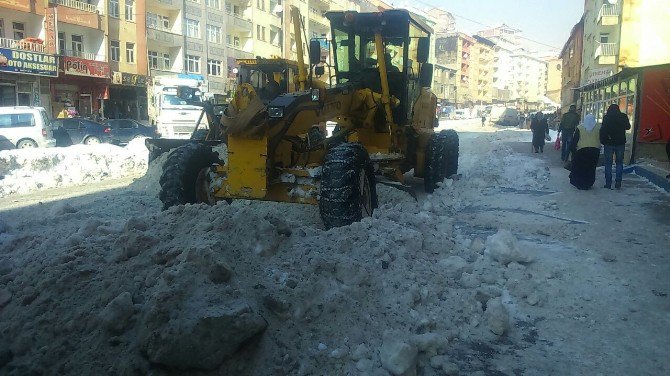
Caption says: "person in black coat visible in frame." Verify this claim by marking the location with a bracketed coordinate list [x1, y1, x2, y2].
[530, 112, 549, 153]
[600, 104, 631, 189]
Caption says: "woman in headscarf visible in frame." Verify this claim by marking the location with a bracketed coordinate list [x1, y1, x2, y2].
[569, 113, 601, 190]
[530, 112, 549, 153]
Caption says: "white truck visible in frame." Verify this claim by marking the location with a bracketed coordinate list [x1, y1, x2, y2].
[148, 76, 209, 139]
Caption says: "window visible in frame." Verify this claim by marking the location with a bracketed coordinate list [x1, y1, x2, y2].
[58, 32, 65, 55]
[148, 51, 159, 69]
[125, 0, 135, 22]
[270, 28, 279, 46]
[126, 42, 135, 63]
[226, 34, 231, 45]
[257, 0, 265, 11]
[0, 19, 4, 39]
[206, 0, 221, 9]
[207, 25, 222, 44]
[0, 114, 35, 129]
[208, 59, 223, 76]
[599, 33, 609, 43]
[147, 13, 169, 30]
[71, 35, 83, 57]
[12, 22, 25, 40]
[109, 0, 120, 18]
[234, 36, 240, 47]
[163, 53, 171, 69]
[186, 55, 200, 73]
[256, 25, 266, 41]
[186, 19, 200, 38]
[110, 40, 120, 61]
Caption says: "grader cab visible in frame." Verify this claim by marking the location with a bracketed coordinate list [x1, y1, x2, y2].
[157, 8, 459, 228]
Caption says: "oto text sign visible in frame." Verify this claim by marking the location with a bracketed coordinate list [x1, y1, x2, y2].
[0, 48, 58, 77]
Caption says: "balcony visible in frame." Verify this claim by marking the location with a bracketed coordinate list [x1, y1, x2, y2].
[63, 49, 101, 61]
[226, 13, 253, 32]
[147, 28, 182, 47]
[55, 0, 98, 13]
[595, 42, 617, 64]
[154, 0, 182, 9]
[598, 4, 619, 26]
[0, 37, 46, 53]
[309, 11, 329, 31]
[227, 45, 253, 59]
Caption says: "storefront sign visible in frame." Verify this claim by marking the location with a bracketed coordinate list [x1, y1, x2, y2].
[112, 71, 148, 86]
[63, 57, 110, 78]
[0, 48, 58, 77]
[587, 68, 613, 84]
[45, 6, 58, 55]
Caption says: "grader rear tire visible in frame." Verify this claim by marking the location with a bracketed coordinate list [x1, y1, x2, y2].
[319, 143, 377, 229]
[424, 134, 445, 193]
[159, 143, 220, 210]
[440, 129, 459, 178]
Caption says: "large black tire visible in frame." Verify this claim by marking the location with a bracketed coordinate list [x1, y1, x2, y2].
[440, 129, 459, 177]
[424, 134, 445, 193]
[319, 143, 377, 229]
[159, 143, 220, 210]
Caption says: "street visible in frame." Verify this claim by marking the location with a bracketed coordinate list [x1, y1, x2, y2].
[0, 119, 668, 375]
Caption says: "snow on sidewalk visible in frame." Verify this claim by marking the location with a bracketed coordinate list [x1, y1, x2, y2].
[0, 138, 149, 198]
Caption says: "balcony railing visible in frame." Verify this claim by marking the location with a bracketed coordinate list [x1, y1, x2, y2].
[599, 4, 618, 18]
[595, 42, 617, 58]
[226, 12, 253, 31]
[147, 23, 176, 34]
[56, 0, 97, 13]
[63, 49, 98, 61]
[0, 37, 46, 53]
[227, 44, 253, 59]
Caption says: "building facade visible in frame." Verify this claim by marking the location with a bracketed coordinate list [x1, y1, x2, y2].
[559, 16, 584, 112]
[580, 0, 622, 85]
[436, 33, 476, 106]
[472, 36, 494, 104]
[543, 56, 562, 106]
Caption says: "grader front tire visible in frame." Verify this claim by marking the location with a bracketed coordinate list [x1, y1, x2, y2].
[424, 134, 445, 193]
[159, 143, 220, 210]
[319, 143, 377, 229]
[440, 129, 459, 178]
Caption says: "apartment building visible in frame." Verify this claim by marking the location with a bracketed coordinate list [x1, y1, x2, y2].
[433, 64, 456, 103]
[543, 56, 562, 106]
[0, 0, 56, 111]
[436, 33, 475, 105]
[581, 0, 622, 85]
[472, 36, 494, 104]
[559, 16, 584, 112]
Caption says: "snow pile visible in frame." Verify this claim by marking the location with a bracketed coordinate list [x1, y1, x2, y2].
[0, 138, 149, 197]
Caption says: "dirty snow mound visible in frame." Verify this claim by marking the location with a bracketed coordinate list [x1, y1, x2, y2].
[0, 139, 149, 197]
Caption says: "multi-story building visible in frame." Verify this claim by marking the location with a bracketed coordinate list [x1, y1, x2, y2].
[580, 0, 622, 85]
[510, 51, 547, 107]
[0, 0, 58, 111]
[436, 32, 475, 106]
[559, 16, 584, 112]
[472, 36, 494, 104]
[542, 56, 562, 107]
[432, 63, 456, 103]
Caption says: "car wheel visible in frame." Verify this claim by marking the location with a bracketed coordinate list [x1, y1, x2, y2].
[84, 136, 101, 145]
[17, 139, 38, 149]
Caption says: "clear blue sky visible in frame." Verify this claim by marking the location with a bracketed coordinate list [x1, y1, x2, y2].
[394, 0, 584, 54]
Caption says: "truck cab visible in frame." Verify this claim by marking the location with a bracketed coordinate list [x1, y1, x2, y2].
[148, 76, 210, 139]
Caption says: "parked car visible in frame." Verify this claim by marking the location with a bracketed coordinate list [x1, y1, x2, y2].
[102, 119, 158, 145]
[52, 118, 113, 146]
[453, 109, 468, 120]
[0, 106, 57, 149]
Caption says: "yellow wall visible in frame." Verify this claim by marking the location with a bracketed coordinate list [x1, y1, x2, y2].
[619, 0, 670, 68]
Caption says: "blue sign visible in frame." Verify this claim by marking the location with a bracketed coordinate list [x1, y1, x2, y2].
[0, 47, 58, 77]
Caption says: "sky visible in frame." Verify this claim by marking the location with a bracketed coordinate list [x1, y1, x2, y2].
[392, 0, 584, 55]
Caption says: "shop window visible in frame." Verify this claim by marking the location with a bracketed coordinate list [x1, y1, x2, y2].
[125, 0, 135, 22]
[71, 35, 84, 57]
[17, 82, 32, 106]
[207, 59, 222, 76]
[148, 51, 159, 69]
[110, 40, 120, 62]
[12, 22, 25, 40]
[126, 42, 135, 63]
[109, 0, 120, 18]
[186, 55, 200, 73]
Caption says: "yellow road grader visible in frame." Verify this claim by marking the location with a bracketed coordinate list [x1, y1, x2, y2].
[148, 7, 459, 228]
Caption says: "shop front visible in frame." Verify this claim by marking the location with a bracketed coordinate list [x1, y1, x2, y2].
[106, 71, 148, 121]
[579, 63, 670, 164]
[0, 47, 58, 112]
[51, 56, 110, 119]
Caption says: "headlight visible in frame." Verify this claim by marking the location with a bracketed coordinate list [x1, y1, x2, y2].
[268, 106, 284, 118]
[311, 88, 320, 102]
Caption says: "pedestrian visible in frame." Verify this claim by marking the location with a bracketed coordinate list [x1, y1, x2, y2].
[600, 103, 631, 189]
[530, 111, 549, 153]
[558, 104, 580, 161]
[481, 114, 486, 127]
[569, 113, 601, 190]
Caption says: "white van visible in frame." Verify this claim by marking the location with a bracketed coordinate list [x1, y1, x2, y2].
[0, 107, 56, 149]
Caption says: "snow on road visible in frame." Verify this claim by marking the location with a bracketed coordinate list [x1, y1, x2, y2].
[0, 120, 668, 375]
